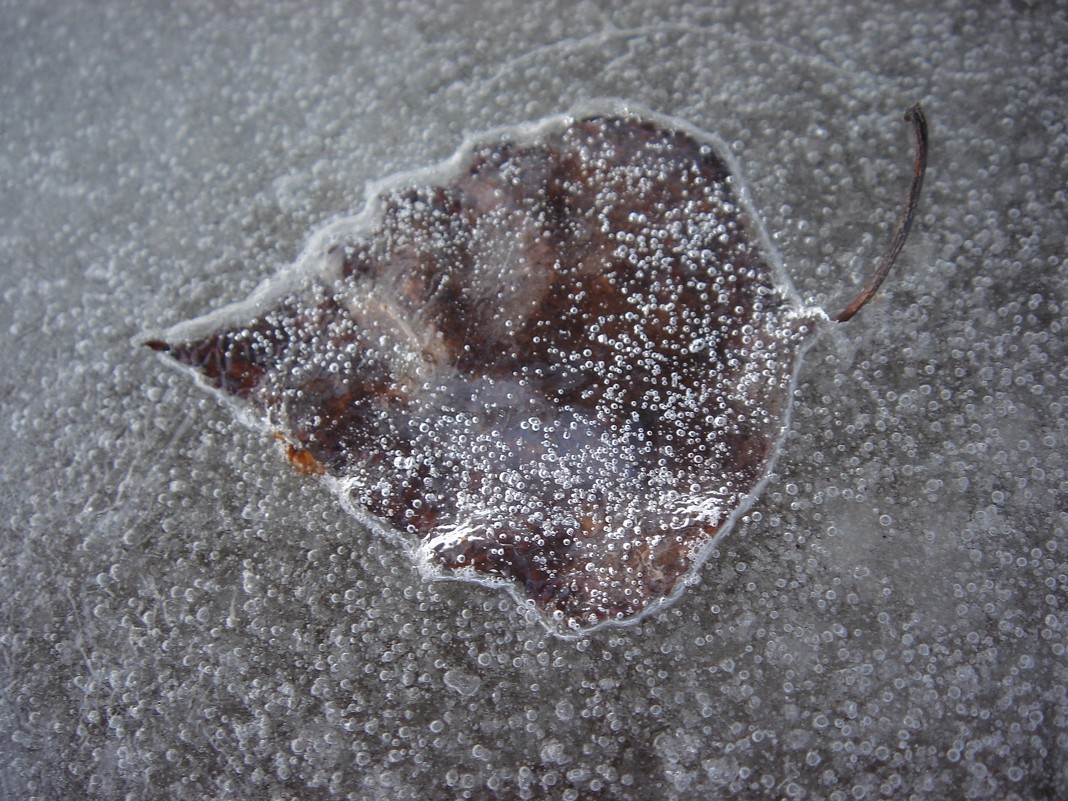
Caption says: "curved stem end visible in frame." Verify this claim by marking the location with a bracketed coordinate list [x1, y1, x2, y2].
[834, 104, 929, 323]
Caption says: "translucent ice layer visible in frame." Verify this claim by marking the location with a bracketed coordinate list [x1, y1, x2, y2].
[149, 106, 829, 633]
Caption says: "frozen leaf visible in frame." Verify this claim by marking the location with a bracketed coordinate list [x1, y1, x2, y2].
[148, 103, 926, 634]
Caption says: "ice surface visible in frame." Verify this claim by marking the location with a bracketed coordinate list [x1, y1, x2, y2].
[2, 2, 1066, 799]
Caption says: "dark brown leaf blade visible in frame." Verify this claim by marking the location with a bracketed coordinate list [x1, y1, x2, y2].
[151, 109, 827, 634]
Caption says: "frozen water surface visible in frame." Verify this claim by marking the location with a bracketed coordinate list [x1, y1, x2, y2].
[2, 2, 1066, 799]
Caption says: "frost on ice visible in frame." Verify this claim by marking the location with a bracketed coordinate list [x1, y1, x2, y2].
[147, 108, 838, 633]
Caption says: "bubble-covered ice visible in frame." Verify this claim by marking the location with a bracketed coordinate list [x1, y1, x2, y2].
[149, 107, 825, 633]
[4, 3, 1067, 799]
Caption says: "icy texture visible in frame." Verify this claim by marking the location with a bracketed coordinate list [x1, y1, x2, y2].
[2, 2, 1066, 800]
[150, 111, 821, 633]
